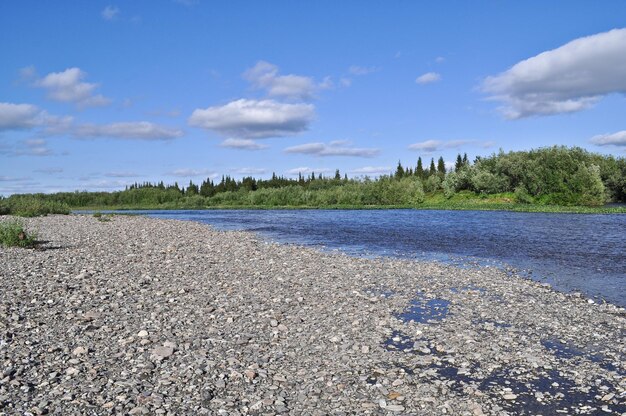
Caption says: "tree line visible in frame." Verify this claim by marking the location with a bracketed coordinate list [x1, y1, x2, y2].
[1, 146, 625, 212]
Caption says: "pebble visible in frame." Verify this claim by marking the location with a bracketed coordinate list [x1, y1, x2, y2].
[0, 214, 623, 416]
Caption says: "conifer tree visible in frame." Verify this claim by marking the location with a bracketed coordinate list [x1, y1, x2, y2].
[455, 154, 463, 171]
[437, 157, 446, 177]
[395, 160, 405, 178]
[416, 157, 424, 178]
[429, 158, 436, 176]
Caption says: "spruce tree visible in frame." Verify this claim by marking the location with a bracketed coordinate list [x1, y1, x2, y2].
[455, 154, 463, 171]
[416, 157, 424, 178]
[429, 158, 436, 176]
[437, 157, 446, 177]
[395, 160, 405, 178]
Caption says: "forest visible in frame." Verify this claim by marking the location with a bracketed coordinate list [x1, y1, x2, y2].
[1, 146, 625, 216]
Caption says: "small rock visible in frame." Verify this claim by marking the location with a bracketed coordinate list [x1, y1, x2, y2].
[151, 346, 174, 360]
[137, 330, 149, 337]
[386, 404, 405, 412]
[503, 393, 517, 400]
[72, 346, 88, 356]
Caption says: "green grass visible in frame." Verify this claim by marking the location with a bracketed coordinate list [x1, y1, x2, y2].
[0, 220, 37, 248]
[0, 196, 70, 217]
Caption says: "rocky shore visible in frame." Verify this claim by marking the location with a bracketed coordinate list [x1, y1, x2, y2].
[1, 214, 625, 415]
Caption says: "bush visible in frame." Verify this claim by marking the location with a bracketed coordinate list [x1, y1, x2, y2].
[0, 220, 36, 248]
[1, 196, 70, 217]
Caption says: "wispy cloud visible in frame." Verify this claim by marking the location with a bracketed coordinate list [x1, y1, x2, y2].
[286, 167, 332, 175]
[169, 168, 218, 178]
[32, 67, 111, 108]
[189, 98, 314, 140]
[348, 65, 380, 76]
[416, 72, 441, 84]
[219, 138, 269, 150]
[102, 5, 120, 20]
[349, 166, 392, 175]
[104, 171, 141, 178]
[70, 121, 184, 140]
[284, 141, 380, 158]
[482, 28, 626, 119]
[408, 139, 494, 153]
[590, 130, 626, 147]
[231, 167, 268, 175]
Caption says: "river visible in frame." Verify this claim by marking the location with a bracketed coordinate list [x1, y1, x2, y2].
[106, 209, 626, 307]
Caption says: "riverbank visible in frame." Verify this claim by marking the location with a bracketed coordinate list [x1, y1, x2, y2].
[1, 215, 624, 415]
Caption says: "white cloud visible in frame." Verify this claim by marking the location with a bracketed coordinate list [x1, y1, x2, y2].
[435, 56, 446, 64]
[348, 65, 380, 76]
[102, 5, 120, 20]
[416, 72, 441, 84]
[340, 78, 352, 87]
[104, 171, 140, 178]
[284, 141, 380, 158]
[482, 28, 626, 119]
[408, 139, 494, 153]
[13, 138, 53, 157]
[0, 102, 43, 130]
[349, 166, 392, 175]
[219, 138, 269, 150]
[71, 121, 184, 140]
[35, 67, 111, 107]
[189, 99, 314, 140]
[408, 140, 442, 152]
[286, 167, 332, 175]
[590, 130, 626, 147]
[243, 61, 318, 100]
[231, 167, 268, 175]
[169, 168, 218, 178]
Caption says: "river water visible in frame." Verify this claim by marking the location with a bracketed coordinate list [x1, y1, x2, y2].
[112, 209, 625, 307]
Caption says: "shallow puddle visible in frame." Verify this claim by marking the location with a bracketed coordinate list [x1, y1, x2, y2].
[395, 293, 450, 323]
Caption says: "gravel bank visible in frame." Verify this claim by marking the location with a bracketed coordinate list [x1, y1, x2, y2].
[1, 214, 624, 415]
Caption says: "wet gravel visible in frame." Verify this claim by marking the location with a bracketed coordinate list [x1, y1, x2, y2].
[1, 214, 625, 415]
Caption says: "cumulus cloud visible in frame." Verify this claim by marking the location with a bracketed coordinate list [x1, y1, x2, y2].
[590, 130, 626, 147]
[482, 28, 626, 119]
[11, 138, 54, 157]
[33, 67, 111, 107]
[0, 102, 43, 130]
[219, 138, 269, 150]
[408, 139, 494, 153]
[102, 5, 120, 20]
[286, 167, 332, 175]
[348, 65, 380, 76]
[71, 121, 183, 140]
[284, 141, 380, 158]
[416, 72, 442, 84]
[243, 61, 319, 100]
[189, 99, 314, 140]
[349, 166, 392, 175]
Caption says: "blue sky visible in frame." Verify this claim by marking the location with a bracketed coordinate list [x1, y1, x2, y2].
[1, 1, 626, 195]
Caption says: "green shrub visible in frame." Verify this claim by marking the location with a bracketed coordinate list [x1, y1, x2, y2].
[1, 196, 70, 217]
[0, 220, 36, 248]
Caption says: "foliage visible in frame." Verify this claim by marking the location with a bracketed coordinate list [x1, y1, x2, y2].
[0, 220, 36, 248]
[1, 146, 624, 211]
[0, 195, 70, 217]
